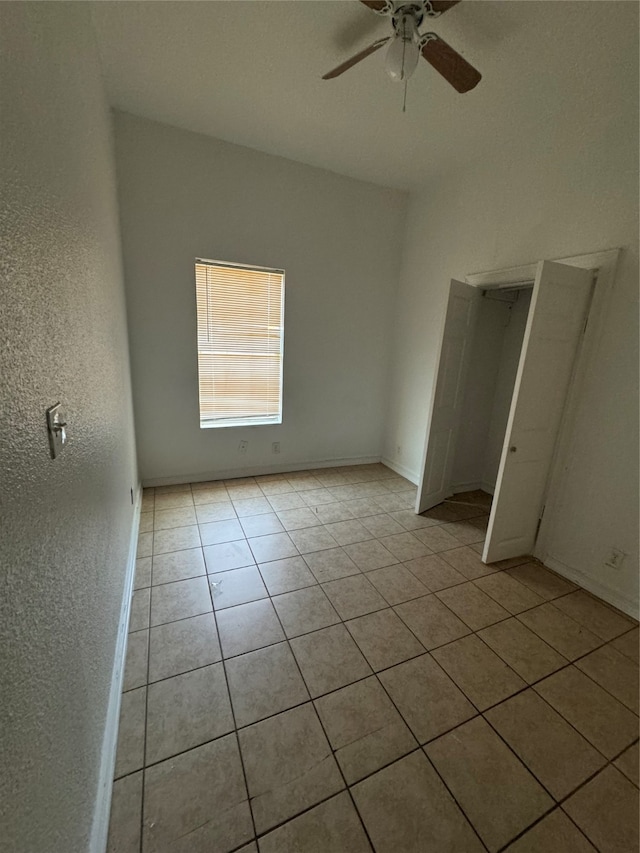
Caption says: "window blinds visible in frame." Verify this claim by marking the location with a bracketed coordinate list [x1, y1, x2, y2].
[195, 260, 284, 427]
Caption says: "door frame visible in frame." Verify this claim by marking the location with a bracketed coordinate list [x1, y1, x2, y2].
[464, 248, 621, 562]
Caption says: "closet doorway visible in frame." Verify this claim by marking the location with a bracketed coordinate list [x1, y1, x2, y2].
[416, 259, 596, 565]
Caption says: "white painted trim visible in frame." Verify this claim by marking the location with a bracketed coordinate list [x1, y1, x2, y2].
[542, 555, 639, 620]
[142, 456, 383, 488]
[380, 457, 419, 484]
[90, 485, 142, 853]
[465, 248, 620, 289]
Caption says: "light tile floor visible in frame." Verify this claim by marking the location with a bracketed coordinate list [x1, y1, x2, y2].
[109, 464, 639, 853]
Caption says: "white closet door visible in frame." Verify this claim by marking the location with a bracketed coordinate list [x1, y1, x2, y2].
[416, 280, 480, 513]
[482, 261, 593, 563]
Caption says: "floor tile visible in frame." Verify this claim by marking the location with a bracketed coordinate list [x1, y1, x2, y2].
[227, 483, 264, 500]
[379, 532, 431, 562]
[258, 556, 317, 595]
[359, 513, 405, 537]
[289, 475, 323, 492]
[257, 792, 372, 853]
[267, 492, 306, 512]
[129, 587, 150, 632]
[300, 488, 338, 506]
[440, 545, 497, 579]
[134, 557, 152, 590]
[153, 525, 200, 555]
[199, 518, 244, 547]
[289, 526, 338, 554]
[431, 634, 526, 710]
[552, 590, 635, 641]
[611, 626, 639, 662]
[259, 479, 295, 497]
[137, 531, 153, 558]
[379, 654, 476, 743]
[563, 766, 639, 853]
[315, 677, 416, 783]
[203, 539, 255, 573]
[192, 485, 230, 505]
[248, 532, 298, 563]
[154, 491, 193, 510]
[323, 519, 373, 546]
[426, 716, 553, 852]
[365, 563, 430, 605]
[143, 734, 252, 853]
[225, 642, 309, 727]
[343, 539, 397, 571]
[485, 689, 606, 799]
[352, 750, 483, 853]
[506, 562, 577, 600]
[107, 770, 142, 853]
[478, 618, 568, 683]
[148, 612, 221, 682]
[150, 576, 212, 626]
[238, 703, 343, 834]
[216, 598, 285, 657]
[412, 525, 463, 552]
[394, 594, 470, 649]
[114, 686, 146, 778]
[374, 492, 415, 512]
[534, 666, 639, 758]
[309, 502, 355, 524]
[441, 519, 486, 544]
[346, 608, 426, 671]
[614, 742, 639, 787]
[436, 582, 510, 630]
[239, 512, 284, 537]
[518, 603, 602, 660]
[303, 547, 361, 582]
[232, 496, 272, 517]
[210, 565, 268, 610]
[576, 643, 639, 713]
[503, 809, 596, 852]
[123, 630, 148, 691]
[272, 585, 340, 638]
[152, 547, 205, 585]
[389, 509, 438, 530]
[321, 574, 387, 620]
[342, 497, 385, 518]
[154, 506, 197, 531]
[475, 572, 545, 614]
[276, 506, 322, 530]
[194, 501, 236, 523]
[145, 662, 234, 764]
[290, 623, 372, 697]
[403, 554, 467, 591]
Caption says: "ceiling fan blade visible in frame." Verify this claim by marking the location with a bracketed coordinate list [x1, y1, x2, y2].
[359, 1, 390, 12]
[421, 34, 481, 93]
[428, 1, 462, 13]
[322, 37, 390, 80]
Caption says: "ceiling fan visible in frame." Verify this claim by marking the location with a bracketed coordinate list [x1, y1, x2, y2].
[322, 0, 481, 94]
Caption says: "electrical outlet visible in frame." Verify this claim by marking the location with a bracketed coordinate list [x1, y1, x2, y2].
[605, 547, 626, 570]
[272, 441, 280, 454]
[238, 440, 248, 453]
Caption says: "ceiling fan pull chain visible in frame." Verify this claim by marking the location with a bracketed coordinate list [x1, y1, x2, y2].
[403, 79, 408, 113]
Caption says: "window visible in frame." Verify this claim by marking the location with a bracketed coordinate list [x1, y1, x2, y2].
[195, 259, 284, 428]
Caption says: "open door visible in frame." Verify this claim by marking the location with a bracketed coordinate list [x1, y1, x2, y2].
[483, 261, 594, 563]
[416, 280, 480, 513]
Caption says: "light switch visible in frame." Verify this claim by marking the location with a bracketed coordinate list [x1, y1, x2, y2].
[46, 402, 67, 459]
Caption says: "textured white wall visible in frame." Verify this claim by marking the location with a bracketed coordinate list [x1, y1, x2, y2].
[383, 4, 638, 612]
[114, 112, 407, 484]
[0, 6, 137, 852]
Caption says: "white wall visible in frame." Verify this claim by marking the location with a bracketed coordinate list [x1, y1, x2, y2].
[114, 112, 407, 484]
[384, 24, 638, 614]
[0, 5, 138, 852]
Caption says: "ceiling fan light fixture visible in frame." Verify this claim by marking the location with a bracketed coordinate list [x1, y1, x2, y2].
[385, 12, 420, 83]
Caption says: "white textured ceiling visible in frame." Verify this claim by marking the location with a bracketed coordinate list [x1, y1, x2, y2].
[92, 0, 637, 190]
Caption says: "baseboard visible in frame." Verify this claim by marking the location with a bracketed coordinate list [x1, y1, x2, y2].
[142, 455, 383, 488]
[541, 554, 639, 620]
[90, 484, 142, 853]
[380, 457, 419, 484]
